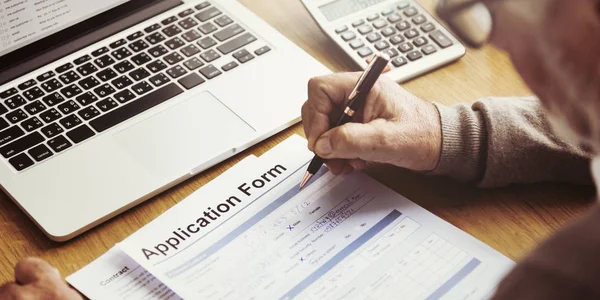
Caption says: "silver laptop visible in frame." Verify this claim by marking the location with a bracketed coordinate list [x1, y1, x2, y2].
[0, 0, 329, 241]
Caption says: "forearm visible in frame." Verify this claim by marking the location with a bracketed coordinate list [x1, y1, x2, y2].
[430, 97, 592, 187]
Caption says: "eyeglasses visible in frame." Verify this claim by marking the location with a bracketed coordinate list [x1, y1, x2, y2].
[436, 0, 496, 48]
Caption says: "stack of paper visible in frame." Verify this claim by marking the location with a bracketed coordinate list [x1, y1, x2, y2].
[67, 135, 514, 300]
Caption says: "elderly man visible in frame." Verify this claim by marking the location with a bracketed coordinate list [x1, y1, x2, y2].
[2, 0, 600, 299]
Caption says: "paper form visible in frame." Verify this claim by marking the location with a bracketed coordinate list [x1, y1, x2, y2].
[117, 135, 515, 300]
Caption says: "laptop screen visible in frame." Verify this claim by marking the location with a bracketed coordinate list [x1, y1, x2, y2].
[0, 0, 130, 57]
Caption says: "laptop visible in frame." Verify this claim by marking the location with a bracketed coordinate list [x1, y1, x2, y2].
[0, 0, 329, 241]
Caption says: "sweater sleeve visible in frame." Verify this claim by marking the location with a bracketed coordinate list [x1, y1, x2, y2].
[430, 97, 592, 187]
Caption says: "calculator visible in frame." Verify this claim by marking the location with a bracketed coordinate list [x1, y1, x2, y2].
[302, 0, 466, 82]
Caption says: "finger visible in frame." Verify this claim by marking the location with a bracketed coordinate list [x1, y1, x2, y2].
[0, 282, 29, 299]
[15, 258, 60, 285]
[314, 121, 391, 161]
[325, 159, 346, 175]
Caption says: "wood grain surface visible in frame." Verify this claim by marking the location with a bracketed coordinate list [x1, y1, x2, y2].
[0, 0, 595, 283]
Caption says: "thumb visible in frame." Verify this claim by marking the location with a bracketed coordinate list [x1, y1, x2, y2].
[314, 120, 391, 161]
[15, 258, 61, 285]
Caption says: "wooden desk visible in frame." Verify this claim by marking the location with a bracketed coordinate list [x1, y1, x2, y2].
[0, 0, 594, 283]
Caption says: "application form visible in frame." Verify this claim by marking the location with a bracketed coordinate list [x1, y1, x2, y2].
[114, 135, 514, 300]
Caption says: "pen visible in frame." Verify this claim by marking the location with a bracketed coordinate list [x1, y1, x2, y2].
[299, 52, 391, 189]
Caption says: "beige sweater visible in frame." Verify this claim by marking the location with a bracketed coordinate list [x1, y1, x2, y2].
[433, 97, 599, 299]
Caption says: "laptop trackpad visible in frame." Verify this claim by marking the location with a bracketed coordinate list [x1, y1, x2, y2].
[114, 91, 255, 178]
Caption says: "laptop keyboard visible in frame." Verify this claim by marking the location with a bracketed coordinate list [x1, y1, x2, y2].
[0, 1, 271, 172]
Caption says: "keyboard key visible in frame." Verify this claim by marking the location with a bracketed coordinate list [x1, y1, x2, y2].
[47, 135, 72, 153]
[178, 18, 198, 30]
[90, 83, 183, 133]
[373, 19, 387, 29]
[149, 73, 170, 87]
[128, 41, 149, 54]
[387, 13, 402, 23]
[195, 7, 222, 22]
[215, 15, 233, 27]
[97, 68, 118, 82]
[184, 57, 204, 70]
[181, 44, 201, 57]
[131, 81, 153, 95]
[161, 16, 178, 26]
[374, 40, 390, 50]
[58, 100, 80, 115]
[421, 22, 436, 33]
[396, 21, 411, 31]
[18, 80, 36, 91]
[144, 23, 161, 33]
[147, 60, 168, 73]
[92, 47, 109, 57]
[109, 39, 127, 49]
[197, 37, 217, 49]
[178, 8, 195, 18]
[111, 76, 133, 89]
[36, 71, 55, 83]
[28, 144, 53, 162]
[0, 118, 8, 131]
[79, 76, 100, 90]
[130, 68, 151, 81]
[399, 42, 414, 53]
[115, 61, 135, 74]
[166, 37, 186, 50]
[5, 95, 27, 109]
[407, 50, 423, 61]
[93, 84, 116, 98]
[178, 73, 205, 89]
[66, 125, 95, 144]
[76, 63, 98, 77]
[132, 52, 153, 65]
[40, 109, 61, 123]
[60, 114, 82, 130]
[114, 89, 136, 103]
[430, 30, 453, 48]
[0, 103, 7, 115]
[60, 84, 83, 99]
[200, 49, 220, 62]
[352, 19, 365, 27]
[75, 92, 99, 106]
[112, 47, 133, 60]
[162, 25, 182, 37]
[357, 25, 373, 35]
[383, 48, 400, 58]
[0, 132, 44, 158]
[422, 44, 437, 55]
[413, 37, 428, 47]
[59, 71, 81, 84]
[0, 88, 18, 99]
[214, 24, 245, 42]
[217, 33, 257, 54]
[166, 65, 188, 79]
[195, 1, 211, 10]
[40, 123, 64, 138]
[349, 39, 365, 49]
[148, 45, 168, 58]
[182, 29, 202, 42]
[237, 53, 254, 64]
[164, 52, 184, 65]
[404, 7, 418, 17]
[233, 49, 252, 61]
[199, 65, 222, 79]
[367, 33, 382, 43]
[0, 126, 25, 146]
[78, 106, 101, 121]
[97, 98, 119, 112]
[198, 22, 218, 34]
[74, 55, 91, 65]
[221, 61, 238, 71]
[146, 32, 166, 44]
[254, 46, 271, 56]
[390, 35, 405, 45]
[42, 93, 65, 107]
[9, 153, 34, 171]
[23, 87, 45, 101]
[127, 31, 144, 41]
[381, 27, 397, 37]
[55, 63, 73, 73]
[357, 47, 373, 58]
[412, 15, 427, 25]
[21, 117, 43, 132]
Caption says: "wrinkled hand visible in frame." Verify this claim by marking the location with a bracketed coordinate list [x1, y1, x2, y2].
[301, 72, 442, 174]
[0, 258, 82, 300]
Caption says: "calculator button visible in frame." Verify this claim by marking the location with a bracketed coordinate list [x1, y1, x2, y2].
[357, 25, 373, 35]
[374, 41, 390, 51]
[398, 42, 414, 53]
[404, 29, 420, 39]
[352, 19, 365, 27]
[389, 35, 405, 45]
[397, 1, 409, 9]
[413, 37, 428, 47]
[407, 50, 423, 61]
[335, 25, 348, 33]
[422, 45, 438, 55]
[387, 13, 402, 23]
[366, 33, 382, 43]
[341, 31, 356, 41]
[381, 27, 397, 37]
[349, 39, 365, 49]
[403, 7, 418, 17]
[421, 22, 436, 33]
[430, 30, 453, 48]
[396, 21, 411, 31]
[366, 14, 379, 21]
[392, 56, 408, 67]
[412, 15, 427, 25]
[381, 8, 394, 16]
[383, 48, 399, 58]
[372, 19, 387, 29]
[357, 47, 373, 58]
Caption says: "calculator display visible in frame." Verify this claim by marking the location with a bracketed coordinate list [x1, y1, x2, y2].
[319, 0, 389, 21]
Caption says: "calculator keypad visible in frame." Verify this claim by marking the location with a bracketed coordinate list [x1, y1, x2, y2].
[334, 1, 453, 69]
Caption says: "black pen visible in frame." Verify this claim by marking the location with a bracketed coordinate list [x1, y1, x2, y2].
[299, 52, 391, 189]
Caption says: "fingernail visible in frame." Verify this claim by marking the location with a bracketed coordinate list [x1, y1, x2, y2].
[315, 137, 332, 156]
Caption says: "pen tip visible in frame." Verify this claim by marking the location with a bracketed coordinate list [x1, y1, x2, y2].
[299, 172, 313, 190]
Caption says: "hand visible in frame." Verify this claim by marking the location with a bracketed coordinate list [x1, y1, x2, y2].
[0, 258, 82, 300]
[301, 72, 442, 174]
